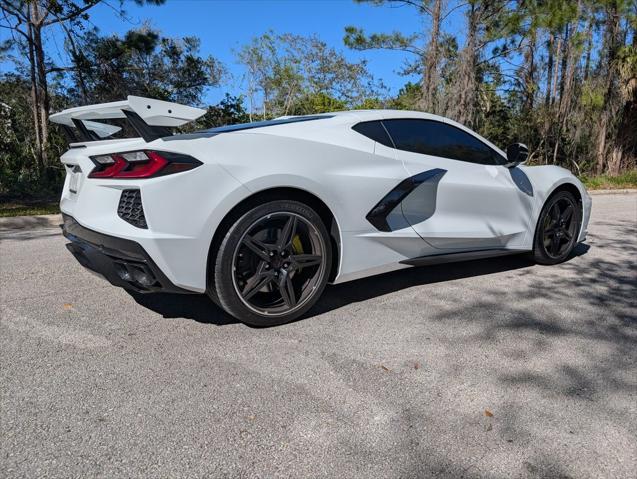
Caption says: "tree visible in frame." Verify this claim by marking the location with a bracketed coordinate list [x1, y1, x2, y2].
[595, 0, 626, 174]
[196, 94, 250, 129]
[344, 0, 447, 113]
[68, 27, 224, 105]
[344, 1, 518, 130]
[238, 32, 380, 118]
[0, 0, 164, 169]
[0, 73, 66, 198]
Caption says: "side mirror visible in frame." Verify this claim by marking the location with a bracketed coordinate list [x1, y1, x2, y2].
[505, 143, 529, 168]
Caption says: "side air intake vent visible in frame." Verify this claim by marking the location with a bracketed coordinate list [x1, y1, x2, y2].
[118, 189, 147, 229]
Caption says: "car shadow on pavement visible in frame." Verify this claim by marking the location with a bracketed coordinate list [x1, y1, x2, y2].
[128, 244, 590, 327]
[311, 243, 591, 317]
[129, 291, 240, 325]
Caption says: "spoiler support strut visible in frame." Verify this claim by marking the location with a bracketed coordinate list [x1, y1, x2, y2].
[72, 119, 101, 142]
[123, 110, 173, 143]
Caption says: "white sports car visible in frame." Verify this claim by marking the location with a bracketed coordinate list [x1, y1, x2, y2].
[51, 96, 592, 326]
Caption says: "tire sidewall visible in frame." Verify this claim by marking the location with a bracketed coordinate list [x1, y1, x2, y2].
[214, 200, 332, 326]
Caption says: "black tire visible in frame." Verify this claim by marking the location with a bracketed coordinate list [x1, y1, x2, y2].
[531, 190, 582, 265]
[210, 200, 332, 327]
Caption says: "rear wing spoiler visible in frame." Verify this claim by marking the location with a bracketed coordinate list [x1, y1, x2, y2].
[49, 96, 206, 143]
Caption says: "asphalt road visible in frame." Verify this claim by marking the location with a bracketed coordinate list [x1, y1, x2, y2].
[1, 193, 636, 478]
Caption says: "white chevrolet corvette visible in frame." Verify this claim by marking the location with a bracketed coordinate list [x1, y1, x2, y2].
[51, 96, 591, 326]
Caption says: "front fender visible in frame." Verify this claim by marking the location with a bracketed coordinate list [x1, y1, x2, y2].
[520, 165, 592, 242]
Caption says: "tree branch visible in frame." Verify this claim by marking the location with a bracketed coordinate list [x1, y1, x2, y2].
[42, 0, 102, 26]
[385, 0, 433, 16]
[441, 1, 469, 23]
[0, 0, 28, 22]
[0, 7, 29, 42]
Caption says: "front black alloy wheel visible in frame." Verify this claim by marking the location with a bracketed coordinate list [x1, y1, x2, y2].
[532, 190, 581, 265]
[212, 200, 331, 326]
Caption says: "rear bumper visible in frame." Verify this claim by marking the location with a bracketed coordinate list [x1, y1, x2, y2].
[62, 214, 194, 294]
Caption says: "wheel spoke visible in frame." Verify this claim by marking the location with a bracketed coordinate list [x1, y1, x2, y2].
[549, 233, 561, 255]
[277, 215, 297, 250]
[241, 263, 273, 300]
[242, 235, 271, 262]
[550, 203, 560, 222]
[562, 229, 572, 240]
[277, 272, 296, 307]
[544, 226, 556, 237]
[561, 204, 574, 223]
[290, 254, 322, 269]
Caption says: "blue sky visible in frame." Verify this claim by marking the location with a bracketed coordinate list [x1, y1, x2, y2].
[87, 0, 428, 103]
[1, 0, 473, 105]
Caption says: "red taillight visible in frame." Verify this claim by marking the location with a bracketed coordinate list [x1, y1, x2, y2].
[88, 150, 201, 179]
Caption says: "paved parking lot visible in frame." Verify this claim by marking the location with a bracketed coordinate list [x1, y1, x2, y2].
[1, 193, 636, 478]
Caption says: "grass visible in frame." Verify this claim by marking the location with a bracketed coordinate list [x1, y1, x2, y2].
[580, 170, 637, 190]
[0, 201, 60, 218]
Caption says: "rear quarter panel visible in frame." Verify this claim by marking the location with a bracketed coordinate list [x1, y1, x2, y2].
[195, 123, 428, 283]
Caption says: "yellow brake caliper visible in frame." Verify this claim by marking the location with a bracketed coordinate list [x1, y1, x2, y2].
[292, 235, 303, 254]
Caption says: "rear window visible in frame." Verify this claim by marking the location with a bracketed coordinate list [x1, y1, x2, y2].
[352, 121, 394, 147]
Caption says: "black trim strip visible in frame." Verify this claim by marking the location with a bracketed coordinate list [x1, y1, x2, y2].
[206, 115, 334, 133]
[400, 249, 526, 266]
[164, 115, 335, 141]
[366, 168, 447, 232]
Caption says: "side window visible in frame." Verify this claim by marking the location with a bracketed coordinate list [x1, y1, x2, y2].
[383, 119, 502, 165]
[352, 121, 394, 148]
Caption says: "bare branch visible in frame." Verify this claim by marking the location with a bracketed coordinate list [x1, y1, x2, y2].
[0, 7, 29, 41]
[384, 0, 434, 16]
[440, 1, 468, 22]
[42, 0, 101, 26]
[0, 0, 28, 22]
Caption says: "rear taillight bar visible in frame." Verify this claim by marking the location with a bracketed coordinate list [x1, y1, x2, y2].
[88, 150, 202, 179]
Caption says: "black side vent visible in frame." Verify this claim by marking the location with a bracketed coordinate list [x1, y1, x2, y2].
[118, 189, 147, 229]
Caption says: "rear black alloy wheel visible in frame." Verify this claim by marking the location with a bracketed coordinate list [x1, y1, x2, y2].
[212, 200, 331, 326]
[532, 190, 581, 265]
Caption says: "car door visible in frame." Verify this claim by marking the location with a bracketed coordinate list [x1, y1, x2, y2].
[381, 118, 534, 251]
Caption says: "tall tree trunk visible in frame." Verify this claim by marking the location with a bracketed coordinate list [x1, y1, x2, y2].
[523, 30, 536, 112]
[551, 36, 562, 105]
[26, 12, 43, 170]
[596, 1, 621, 174]
[30, 1, 49, 165]
[421, 0, 443, 113]
[559, 1, 582, 121]
[611, 23, 637, 174]
[558, 23, 570, 100]
[545, 33, 554, 106]
[595, 116, 609, 173]
[583, 15, 593, 81]
[454, 2, 478, 127]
